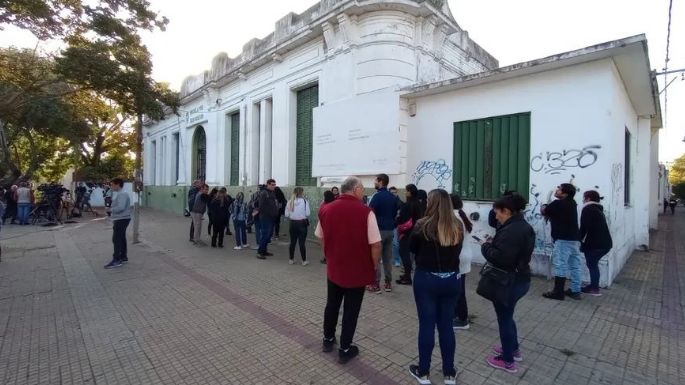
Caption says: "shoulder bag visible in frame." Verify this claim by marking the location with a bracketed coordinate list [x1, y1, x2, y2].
[476, 262, 515, 306]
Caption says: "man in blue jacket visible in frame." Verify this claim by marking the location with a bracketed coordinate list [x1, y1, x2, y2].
[368, 173, 400, 293]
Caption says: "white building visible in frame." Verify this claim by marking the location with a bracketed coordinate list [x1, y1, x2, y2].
[144, 0, 662, 285]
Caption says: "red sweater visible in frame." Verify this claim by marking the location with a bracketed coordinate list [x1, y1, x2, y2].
[318, 195, 375, 288]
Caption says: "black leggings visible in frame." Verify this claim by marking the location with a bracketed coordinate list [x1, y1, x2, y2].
[399, 235, 412, 278]
[289, 220, 308, 261]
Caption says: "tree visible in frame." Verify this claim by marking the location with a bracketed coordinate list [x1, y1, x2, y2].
[668, 153, 685, 185]
[3, 0, 177, 242]
[0, 47, 87, 184]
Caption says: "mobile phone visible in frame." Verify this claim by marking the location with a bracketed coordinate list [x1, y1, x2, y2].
[472, 235, 481, 242]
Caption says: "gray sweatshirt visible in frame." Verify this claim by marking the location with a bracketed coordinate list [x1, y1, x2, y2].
[110, 191, 132, 220]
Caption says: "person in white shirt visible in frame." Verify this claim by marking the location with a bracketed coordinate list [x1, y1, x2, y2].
[284, 187, 311, 265]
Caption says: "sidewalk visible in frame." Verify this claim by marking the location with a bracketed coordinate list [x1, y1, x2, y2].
[0, 207, 683, 385]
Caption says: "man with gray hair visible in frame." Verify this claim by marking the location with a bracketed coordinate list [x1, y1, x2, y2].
[316, 176, 381, 364]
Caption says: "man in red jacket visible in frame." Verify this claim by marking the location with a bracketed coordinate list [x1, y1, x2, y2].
[316, 176, 381, 364]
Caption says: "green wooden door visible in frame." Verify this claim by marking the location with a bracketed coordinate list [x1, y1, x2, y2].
[296, 85, 319, 186]
[229, 112, 240, 186]
[453, 113, 530, 200]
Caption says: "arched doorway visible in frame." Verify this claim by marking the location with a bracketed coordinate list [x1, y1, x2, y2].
[192, 126, 207, 182]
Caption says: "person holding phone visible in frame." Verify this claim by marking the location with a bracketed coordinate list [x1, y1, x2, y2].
[478, 194, 535, 374]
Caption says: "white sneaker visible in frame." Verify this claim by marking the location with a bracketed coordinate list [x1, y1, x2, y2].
[444, 375, 456, 385]
[242, 244, 249, 248]
[288, 259, 294, 265]
[302, 260, 309, 266]
[233, 246, 242, 250]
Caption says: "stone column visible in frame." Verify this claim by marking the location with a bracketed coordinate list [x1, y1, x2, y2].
[259, 99, 273, 181]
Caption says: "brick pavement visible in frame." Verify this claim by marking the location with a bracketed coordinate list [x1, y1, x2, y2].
[0, 207, 683, 385]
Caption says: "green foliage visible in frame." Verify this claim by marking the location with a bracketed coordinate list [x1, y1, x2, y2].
[0, 0, 168, 40]
[669, 153, 685, 185]
[673, 183, 685, 201]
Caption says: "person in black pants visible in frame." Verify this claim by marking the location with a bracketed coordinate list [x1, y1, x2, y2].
[188, 180, 201, 242]
[104, 178, 132, 269]
[209, 188, 230, 248]
[284, 187, 311, 265]
[273, 186, 287, 239]
[2, 186, 17, 225]
[396, 184, 425, 285]
[579, 190, 613, 296]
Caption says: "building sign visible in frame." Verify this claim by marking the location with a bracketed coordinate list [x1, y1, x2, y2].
[186, 105, 205, 126]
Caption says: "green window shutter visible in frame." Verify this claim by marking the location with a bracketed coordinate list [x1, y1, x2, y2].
[453, 113, 530, 200]
[229, 112, 240, 186]
[296, 85, 318, 186]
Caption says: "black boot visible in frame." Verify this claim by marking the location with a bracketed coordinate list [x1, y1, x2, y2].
[543, 276, 566, 300]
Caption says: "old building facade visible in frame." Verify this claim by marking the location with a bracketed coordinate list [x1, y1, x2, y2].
[144, 1, 662, 285]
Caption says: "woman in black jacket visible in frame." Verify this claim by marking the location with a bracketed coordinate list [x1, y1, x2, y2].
[396, 184, 425, 285]
[579, 190, 612, 296]
[208, 188, 230, 248]
[480, 194, 535, 374]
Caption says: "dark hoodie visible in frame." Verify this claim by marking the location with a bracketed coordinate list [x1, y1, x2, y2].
[481, 214, 535, 282]
[544, 197, 579, 241]
[579, 202, 613, 252]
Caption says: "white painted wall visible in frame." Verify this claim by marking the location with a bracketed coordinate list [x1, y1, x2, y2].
[143, 7, 493, 188]
[405, 59, 653, 286]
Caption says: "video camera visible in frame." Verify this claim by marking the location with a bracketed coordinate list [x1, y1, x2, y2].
[37, 183, 68, 201]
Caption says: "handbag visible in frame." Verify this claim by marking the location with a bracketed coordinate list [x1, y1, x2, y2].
[476, 262, 515, 306]
[397, 218, 413, 235]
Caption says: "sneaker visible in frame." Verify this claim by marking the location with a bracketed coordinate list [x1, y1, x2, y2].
[564, 289, 582, 300]
[384, 282, 392, 292]
[120, 258, 128, 264]
[452, 318, 470, 330]
[581, 285, 602, 296]
[408, 365, 430, 385]
[288, 259, 295, 265]
[366, 284, 381, 293]
[302, 260, 309, 266]
[263, 252, 274, 257]
[338, 345, 359, 364]
[444, 375, 456, 385]
[104, 260, 122, 269]
[486, 355, 518, 373]
[396, 276, 412, 285]
[242, 244, 249, 248]
[233, 246, 242, 250]
[256, 254, 266, 260]
[322, 337, 336, 353]
[250, 246, 259, 250]
[492, 346, 523, 362]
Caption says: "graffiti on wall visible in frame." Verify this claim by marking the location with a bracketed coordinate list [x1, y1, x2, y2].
[530, 145, 602, 175]
[412, 159, 452, 189]
[609, 163, 624, 231]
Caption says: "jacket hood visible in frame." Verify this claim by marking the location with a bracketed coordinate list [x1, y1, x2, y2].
[583, 201, 604, 210]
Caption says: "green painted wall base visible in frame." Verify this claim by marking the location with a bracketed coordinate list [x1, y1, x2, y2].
[143, 185, 377, 240]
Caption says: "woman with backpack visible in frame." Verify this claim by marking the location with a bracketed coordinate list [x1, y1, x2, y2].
[407, 189, 464, 385]
[285, 187, 311, 265]
[579, 190, 613, 296]
[230, 192, 249, 250]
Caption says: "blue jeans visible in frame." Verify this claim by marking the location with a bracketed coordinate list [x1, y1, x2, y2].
[552, 240, 583, 292]
[17, 203, 31, 225]
[584, 249, 610, 290]
[413, 270, 461, 376]
[256, 218, 274, 254]
[493, 281, 530, 363]
[234, 220, 247, 246]
[392, 229, 400, 265]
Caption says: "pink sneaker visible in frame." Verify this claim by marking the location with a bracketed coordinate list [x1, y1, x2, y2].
[493, 346, 523, 362]
[486, 355, 518, 373]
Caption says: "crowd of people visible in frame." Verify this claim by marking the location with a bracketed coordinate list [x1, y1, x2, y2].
[167, 173, 622, 383]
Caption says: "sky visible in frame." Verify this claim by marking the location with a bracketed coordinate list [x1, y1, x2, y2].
[0, 0, 683, 162]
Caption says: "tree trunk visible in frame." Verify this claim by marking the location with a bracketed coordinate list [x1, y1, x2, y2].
[132, 112, 143, 244]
